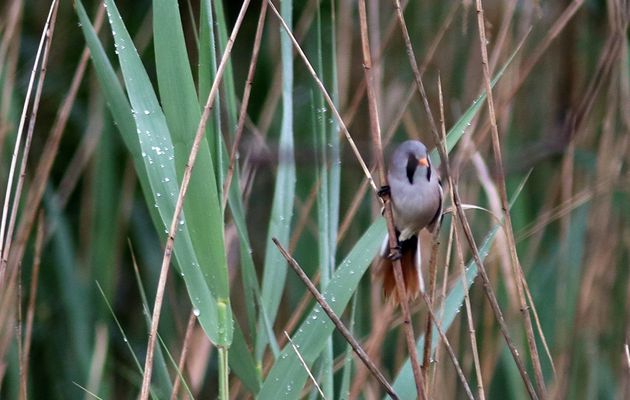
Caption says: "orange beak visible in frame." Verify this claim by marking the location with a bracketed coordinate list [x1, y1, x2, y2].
[418, 157, 429, 167]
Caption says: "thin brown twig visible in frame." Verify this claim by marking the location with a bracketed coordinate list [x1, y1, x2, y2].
[4, 0, 58, 265]
[283, 331, 327, 400]
[348, 303, 394, 398]
[257, 0, 319, 136]
[56, 89, 104, 209]
[357, 1, 425, 397]
[3, 3, 105, 284]
[222, 0, 268, 209]
[518, 0, 584, 97]
[438, 76, 486, 400]
[289, 0, 459, 254]
[391, 0, 539, 396]
[170, 311, 196, 400]
[430, 219, 454, 390]
[272, 238, 399, 399]
[265, 0, 377, 193]
[139, 1, 252, 398]
[421, 223, 442, 392]
[0, 0, 60, 283]
[289, 179, 320, 252]
[19, 211, 44, 400]
[474, 0, 546, 396]
[17, 235, 23, 399]
[419, 285, 475, 400]
[0, 1, 24, 153]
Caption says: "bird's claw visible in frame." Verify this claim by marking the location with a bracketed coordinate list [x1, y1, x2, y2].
[387, 245, 402, 261]
[378, 185, 391, 198]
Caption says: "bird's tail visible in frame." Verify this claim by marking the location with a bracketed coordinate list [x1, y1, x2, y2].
[374, 234, 423, 305]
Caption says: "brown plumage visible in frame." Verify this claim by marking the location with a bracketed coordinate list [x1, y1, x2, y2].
[374, 235, 421, 305]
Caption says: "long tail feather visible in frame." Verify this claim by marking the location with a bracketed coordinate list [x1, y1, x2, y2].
[374, 234, 423, 305]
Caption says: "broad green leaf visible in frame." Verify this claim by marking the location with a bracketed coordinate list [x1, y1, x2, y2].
[152, 0, 232, 338]
[78, 0, 230, 346]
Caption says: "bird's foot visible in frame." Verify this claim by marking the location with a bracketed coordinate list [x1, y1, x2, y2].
[377, 185, 390, 198]
[387, 245, 402, 261]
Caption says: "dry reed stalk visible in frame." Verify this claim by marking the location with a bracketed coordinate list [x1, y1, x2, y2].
[273, 239, 399, 398]
[19, 212, 43, 400]
[438, 76, 486, 400]
[3, 4, 105, 286]
[222, 0, 268, 209]
[170, 311, 196, 400]
[390, 0, 537, 397]
[357, 0, 426, 397]
[0, 0, 60, 282]
[286, 0, 458, 261]
[284, 331, 328, 400]
[265, 0, 377, 192]
[430, 221, 454, 390]
[473, 0, 546, 396]
[0, 1, 24, 154]
[0, 0, 60, 379]
[85, 324, 109, 396]
[421, 223, 441, 392]
[257, 0, 319, 136]
[348, 303, 394, 398]
[140, 1, 252, 398]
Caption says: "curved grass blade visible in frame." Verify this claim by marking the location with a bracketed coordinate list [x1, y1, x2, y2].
[95, 282, 160, 400]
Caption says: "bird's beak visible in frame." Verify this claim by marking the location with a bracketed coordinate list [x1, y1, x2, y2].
[418, 157, 429, 167]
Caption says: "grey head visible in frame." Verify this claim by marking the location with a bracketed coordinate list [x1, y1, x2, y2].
[389, 140, 433, 185]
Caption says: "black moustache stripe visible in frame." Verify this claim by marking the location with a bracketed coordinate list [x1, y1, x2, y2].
[406, 154, 417, 184]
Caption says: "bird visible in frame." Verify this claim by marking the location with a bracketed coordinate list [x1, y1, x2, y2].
[374, 140, 443, 304]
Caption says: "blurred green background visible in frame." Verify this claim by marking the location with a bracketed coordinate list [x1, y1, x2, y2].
[0, 0, 628, 399]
